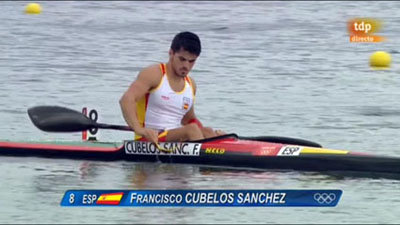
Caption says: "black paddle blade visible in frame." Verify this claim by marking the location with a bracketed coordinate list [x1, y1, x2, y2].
[27, 106, 96, 132]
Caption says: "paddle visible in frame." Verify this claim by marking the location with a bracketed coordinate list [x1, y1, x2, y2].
[27, 105, 178, 152]
[28, 105, 322, 148]
[28, 105, 132, 132]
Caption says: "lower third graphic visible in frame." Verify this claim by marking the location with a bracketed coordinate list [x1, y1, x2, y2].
[61, 189, 342, 207]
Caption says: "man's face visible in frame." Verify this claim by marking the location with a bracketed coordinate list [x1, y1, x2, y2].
[169, 48, 198, 77]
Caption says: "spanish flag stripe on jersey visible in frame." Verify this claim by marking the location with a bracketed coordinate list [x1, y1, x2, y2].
[135, 93, 149, 140]
[186, 76, 195, 103]
[160, 63, 166, 75]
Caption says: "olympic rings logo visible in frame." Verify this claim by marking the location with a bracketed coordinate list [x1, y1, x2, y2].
[313, 193, 336, 204]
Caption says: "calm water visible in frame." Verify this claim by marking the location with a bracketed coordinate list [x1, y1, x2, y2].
[1, 1, 400, 224]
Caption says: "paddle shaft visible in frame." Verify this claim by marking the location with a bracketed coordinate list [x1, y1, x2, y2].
[96, 123, 174, 152]
[96, 123, 133, 131]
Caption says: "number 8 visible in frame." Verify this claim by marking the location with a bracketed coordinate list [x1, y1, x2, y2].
[69, 193, 75, 204]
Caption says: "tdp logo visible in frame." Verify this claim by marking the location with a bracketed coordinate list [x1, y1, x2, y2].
[348, 18, 385, 42]
[353, 21, 372, 33]
[205, 148, 225, 154]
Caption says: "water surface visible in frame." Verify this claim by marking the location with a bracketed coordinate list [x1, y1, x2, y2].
[1, 1, 400, 224]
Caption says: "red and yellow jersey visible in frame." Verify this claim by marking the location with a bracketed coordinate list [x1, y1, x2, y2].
[135, 63, 195, 140]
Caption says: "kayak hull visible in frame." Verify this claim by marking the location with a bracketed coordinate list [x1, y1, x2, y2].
[1, 135, 399, 179]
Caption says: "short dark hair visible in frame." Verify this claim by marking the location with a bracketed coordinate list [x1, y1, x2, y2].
[170, 31, 201, 56]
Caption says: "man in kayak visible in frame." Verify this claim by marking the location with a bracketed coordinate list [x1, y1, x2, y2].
[120, 31, 225, 144]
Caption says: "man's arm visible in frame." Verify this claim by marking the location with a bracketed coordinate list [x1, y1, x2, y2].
[119, 64, 162, 143]
[181, 77, 226, 137]
[182, 106, 202, 127]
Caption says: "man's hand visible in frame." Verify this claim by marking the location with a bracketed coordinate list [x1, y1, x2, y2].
[215, 129, 226, 136]
[136, 127, 159, 144]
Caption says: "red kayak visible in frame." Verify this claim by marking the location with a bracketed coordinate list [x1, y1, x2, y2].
[1, 133, 400, 180]
[1, 105, 398, 180]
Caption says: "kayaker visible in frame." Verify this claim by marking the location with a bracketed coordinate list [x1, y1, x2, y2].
[120, 31, 225, 144]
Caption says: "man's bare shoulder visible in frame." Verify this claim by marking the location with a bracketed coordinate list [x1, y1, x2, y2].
[136, 64, 163, 86]
[140, 64, 162, 76]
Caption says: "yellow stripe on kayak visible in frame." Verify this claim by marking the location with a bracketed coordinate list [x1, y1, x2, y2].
[301, 147, 349, 155]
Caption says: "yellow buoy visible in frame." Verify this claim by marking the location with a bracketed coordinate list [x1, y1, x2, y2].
[370, 51, 391, 69]
[25, 3, 42, 14]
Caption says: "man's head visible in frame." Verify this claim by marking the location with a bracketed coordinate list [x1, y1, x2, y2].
[169, 31, 201, 77]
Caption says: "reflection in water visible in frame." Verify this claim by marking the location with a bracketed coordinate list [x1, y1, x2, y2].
[5, 156, 400, 224]
[124, 163, 195, 189]
[198, 167, 280, 180]
[30, 159, 400, 197]
[75, 160, 400, 190]
[79, 161, 96, 179]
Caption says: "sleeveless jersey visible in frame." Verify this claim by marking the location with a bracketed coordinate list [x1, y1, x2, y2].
[135, 63, 195, 139]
